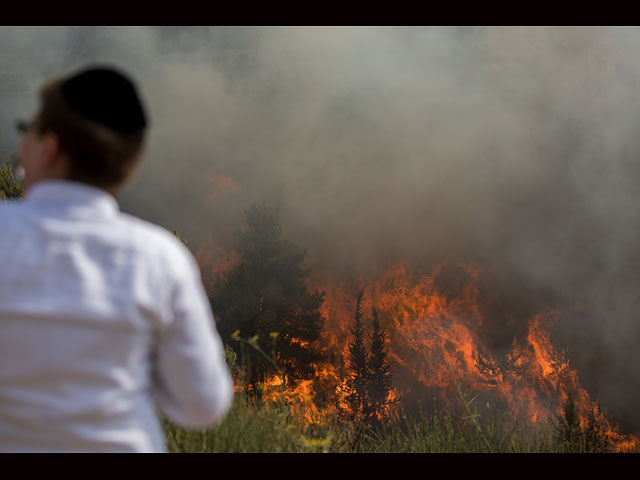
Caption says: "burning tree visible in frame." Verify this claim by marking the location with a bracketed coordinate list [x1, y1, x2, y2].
[555, 393, 616, 453]
[555, 393, 583, 452]
[343, 290, 371, 420]
[341, 291, 394, 424]
[367, 307, 392, 418]
[210, 203, 325, 395]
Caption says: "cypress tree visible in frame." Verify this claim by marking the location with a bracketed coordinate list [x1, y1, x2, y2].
[367, 307, 392, 418]
[344, 289, 371, 420]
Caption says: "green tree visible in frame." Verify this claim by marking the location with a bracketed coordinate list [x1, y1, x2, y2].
[210, 203, 325, 396]
[343, 289, 371, 420]
[0, 156, 23, 200]
[367, 307, 392, 418]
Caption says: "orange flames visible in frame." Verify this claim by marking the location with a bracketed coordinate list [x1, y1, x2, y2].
[204, 169, 241, 208]
[199, 245, 637, 451]
[195, 242, 239, 295]
[313, 262, 637, 451]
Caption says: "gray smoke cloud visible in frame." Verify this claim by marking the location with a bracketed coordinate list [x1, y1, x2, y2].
[2, 26, 640, 431]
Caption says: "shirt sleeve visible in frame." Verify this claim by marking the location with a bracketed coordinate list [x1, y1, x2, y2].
[153, 247, 234, 428]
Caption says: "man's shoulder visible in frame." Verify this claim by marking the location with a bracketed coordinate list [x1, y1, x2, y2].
[117, 212, 193, 264]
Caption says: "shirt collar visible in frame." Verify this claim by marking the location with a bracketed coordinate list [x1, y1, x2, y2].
[22, 180, 120, 218]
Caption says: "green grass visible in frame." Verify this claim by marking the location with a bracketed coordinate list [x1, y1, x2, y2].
[162, 390, 606, 453]
[164, 344, 635, 453]
[163, 394, 336, 453]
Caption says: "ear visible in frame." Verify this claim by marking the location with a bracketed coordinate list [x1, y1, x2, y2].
[40, 133, 62, 167]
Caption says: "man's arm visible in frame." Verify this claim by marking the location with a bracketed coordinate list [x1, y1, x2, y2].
[153, 250, 234, 427]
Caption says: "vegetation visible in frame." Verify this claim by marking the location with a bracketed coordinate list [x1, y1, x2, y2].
[171, 229, 189, 248]
[553, 394, 615, 453]
[164, 337, 631, 452]
[584, 403, 614, 453]
[163, 385, 615, 453]
[367, 307, 392, 418]
[164, 306, 615, 454]
[342, 289, 371, 421]
[209, 203, 325, 396]
[340, 291, 394, 432]
[0, 156, 23, 200]
[555, 393, 583, 452]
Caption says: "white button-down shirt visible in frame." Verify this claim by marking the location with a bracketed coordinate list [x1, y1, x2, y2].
[0, 180, 233, 452]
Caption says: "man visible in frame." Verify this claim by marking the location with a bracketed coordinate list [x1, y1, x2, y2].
[0, 66, 234, 452]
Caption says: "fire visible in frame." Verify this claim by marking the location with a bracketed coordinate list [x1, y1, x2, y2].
[198, 242, 638, 450]
[260, 367, 343, 425]
[195, 242, 239, 293]
[309, 261, 637, 450]
[204, 169, 241, 208]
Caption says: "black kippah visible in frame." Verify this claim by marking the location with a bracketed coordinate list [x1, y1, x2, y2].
[61, 66, 147, 134]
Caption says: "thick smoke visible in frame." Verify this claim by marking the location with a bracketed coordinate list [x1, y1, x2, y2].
[2, 26, 640, 431]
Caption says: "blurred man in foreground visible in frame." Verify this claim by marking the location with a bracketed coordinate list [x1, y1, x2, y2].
[0, 65, 234, 452]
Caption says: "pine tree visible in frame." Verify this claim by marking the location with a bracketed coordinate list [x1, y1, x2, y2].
[367, 307, 392, 418]
[210, 203, 325, 395]
[344, 289, 371, 420]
